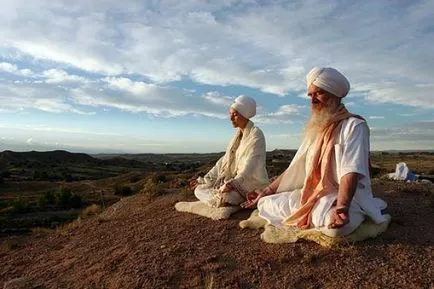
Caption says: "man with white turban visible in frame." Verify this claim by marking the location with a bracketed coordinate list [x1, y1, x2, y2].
[242, 67, 388, 237]
[190, 95, 269, 207]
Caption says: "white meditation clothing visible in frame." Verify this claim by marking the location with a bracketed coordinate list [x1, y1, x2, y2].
[195, 121, 269, 206]
[258, 117, 387, 236]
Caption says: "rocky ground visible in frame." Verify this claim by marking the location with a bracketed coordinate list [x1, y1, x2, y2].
[0, 179, 433, 289]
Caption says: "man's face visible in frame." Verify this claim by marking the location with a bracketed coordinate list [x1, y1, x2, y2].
[307, 85, 339, 113]
[229, 108, 243, 128]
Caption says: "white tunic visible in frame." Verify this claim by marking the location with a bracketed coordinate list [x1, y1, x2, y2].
[258, 117, 387, 231]
[195, 121, 269, 206]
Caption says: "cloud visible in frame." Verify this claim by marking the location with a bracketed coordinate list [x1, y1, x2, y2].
[71, 79, 230, 119]
[42, 69, 88, 84]
[202, 91, 234, 107]
[0, 62, 35, 77]
[1, 123, 120, 136]
[255, 104, 306, 124]
[370, 120, 434, 149]
[0, 82, 94, 115]
[369, 116, 385, 120]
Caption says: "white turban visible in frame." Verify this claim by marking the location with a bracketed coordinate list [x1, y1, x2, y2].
[306, 67, 350, 98]
[230, 95, 256, 119]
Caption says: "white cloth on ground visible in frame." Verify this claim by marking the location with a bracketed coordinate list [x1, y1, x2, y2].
[258, 117, 387, 236]
[387, 162, 417, 181]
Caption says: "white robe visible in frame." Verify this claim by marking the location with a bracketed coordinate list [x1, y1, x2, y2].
[258, 117, 387, 236]
[195, 121, 269, 206]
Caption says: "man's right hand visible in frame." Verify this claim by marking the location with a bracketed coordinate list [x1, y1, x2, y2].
[241, 188, 268, 208]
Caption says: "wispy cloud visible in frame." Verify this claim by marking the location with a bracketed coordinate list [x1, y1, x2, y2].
[370, 120, 434, 149]
[42, 69, 88, 84]
[255, 104, 306, 124]
[0, 62, 35, 77]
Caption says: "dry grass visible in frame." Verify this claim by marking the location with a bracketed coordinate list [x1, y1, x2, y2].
[31, 227, 55, 234]
[0, 237, 20, 254]
[80, 204, 102, 218]
[56, 218, 82, 234]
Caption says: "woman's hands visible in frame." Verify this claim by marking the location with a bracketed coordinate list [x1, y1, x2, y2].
[189, 178, 199, 190]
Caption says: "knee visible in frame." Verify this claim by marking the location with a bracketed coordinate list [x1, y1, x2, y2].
[223, 191, 244, 205]
[320, 217, 364, 237]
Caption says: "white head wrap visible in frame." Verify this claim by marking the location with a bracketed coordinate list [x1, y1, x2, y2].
[306, 67, 350, 98]
[230, 95, 256, 119]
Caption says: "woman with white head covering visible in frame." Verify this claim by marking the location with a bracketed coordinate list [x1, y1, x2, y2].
[190, 95, 269, 208]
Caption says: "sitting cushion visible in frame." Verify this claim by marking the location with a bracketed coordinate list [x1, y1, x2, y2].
[240, 210, 391, 247]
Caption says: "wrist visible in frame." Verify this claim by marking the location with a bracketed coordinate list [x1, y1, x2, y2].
[264, 186, 274, 195]
[335, 204, 349, 212]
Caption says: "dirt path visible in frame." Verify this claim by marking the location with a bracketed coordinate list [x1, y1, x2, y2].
[1, 180, 433, 288]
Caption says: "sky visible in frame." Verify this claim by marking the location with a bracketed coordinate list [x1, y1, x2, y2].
[0, 0, 433, 154]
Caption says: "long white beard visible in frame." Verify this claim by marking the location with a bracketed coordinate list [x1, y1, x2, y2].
[304, 109, 334, 143]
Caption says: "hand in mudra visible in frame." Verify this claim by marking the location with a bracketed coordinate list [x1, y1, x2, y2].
[241, 189, 267, 208]
[218, 182, 233, 196]
[328, 206, 350, 229]
[189, 179, 198, 190]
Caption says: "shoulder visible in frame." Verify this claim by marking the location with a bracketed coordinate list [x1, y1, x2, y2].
[249, 123, 265, 139]
[341, 116, 369, 134]
[338, 116, 370, 144]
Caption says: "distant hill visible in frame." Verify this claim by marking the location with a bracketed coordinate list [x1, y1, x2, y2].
[0, 150, 156, 169]
[93, 152, 225, 165]
[0, 150, 96, 165]
[0, 150, 162, 182]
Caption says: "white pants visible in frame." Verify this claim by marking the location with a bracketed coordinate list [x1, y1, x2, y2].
[258, 190, 365, 237]
[194, 187, 244, 207]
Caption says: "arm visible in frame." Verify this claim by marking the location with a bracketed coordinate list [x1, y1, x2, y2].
[190, 155, 225, 190]
[328, 172, 359, 229]
[329, 120, 370, 229]
[203, 155, 225, 183]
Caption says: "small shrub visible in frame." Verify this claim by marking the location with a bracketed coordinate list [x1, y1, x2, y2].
[44, 191, 56, 205]
[56, 187, 72, 208]
[114, 185, 134, 196]
[130, 175, 141, 183]
[38, 195, 47, 209]
[55, 187, 82, 209]
[141, 179, 168, 200]
[69, 194, 82, 208]
[11, 196, 30, 213]
[152, 174, 168, 184]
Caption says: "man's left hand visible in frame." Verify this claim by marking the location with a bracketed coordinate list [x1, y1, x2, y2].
[328, 206, 350, 229]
